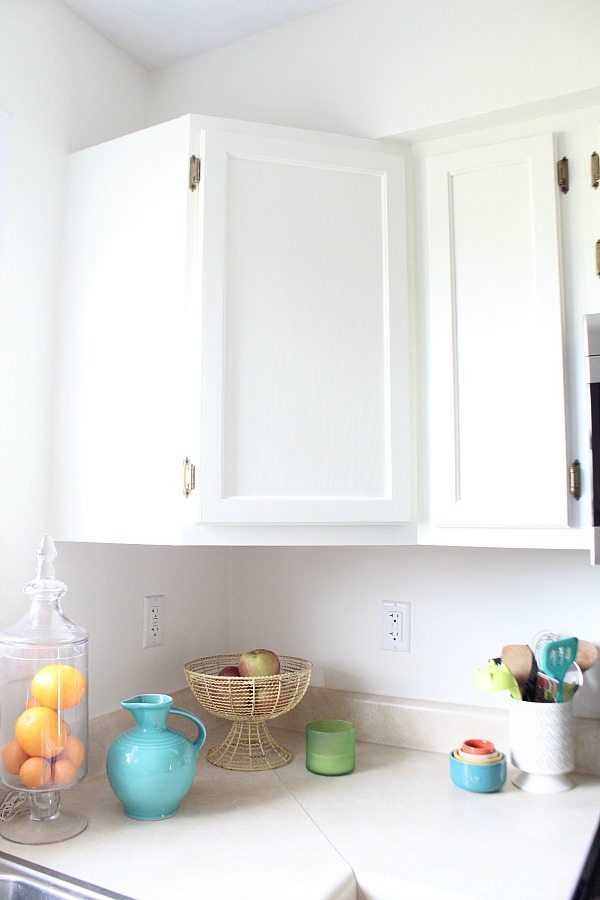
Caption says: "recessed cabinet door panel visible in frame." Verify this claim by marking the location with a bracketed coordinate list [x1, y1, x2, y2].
[199, 132, 410, 523]
[426, 134, 568, 528]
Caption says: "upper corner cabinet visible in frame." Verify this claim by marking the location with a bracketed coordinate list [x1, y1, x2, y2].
[422, 133, 569, 535]
[52, 115, 412, 544]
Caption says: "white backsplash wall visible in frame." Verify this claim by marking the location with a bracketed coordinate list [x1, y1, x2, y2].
[55, 543, 229, 718]
[228, 546, 600, 719]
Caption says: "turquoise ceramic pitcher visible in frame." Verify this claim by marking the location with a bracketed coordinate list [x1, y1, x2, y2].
[106, 693, 206, 820]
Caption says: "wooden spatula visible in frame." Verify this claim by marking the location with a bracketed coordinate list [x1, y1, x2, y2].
[501, 644, 534, 700]
[576, 639, 598, 672]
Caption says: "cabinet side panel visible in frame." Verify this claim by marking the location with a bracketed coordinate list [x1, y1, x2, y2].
[53, 119, 191, 543]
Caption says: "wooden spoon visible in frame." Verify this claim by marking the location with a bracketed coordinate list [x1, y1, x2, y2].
[501, 644, 534, 698]
[576, 639, 599, 672]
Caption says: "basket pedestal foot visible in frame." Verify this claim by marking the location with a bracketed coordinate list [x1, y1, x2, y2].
[207, 721, 292, 771]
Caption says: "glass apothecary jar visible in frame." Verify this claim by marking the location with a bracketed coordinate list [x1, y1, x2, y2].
[0, 535, 89, 843]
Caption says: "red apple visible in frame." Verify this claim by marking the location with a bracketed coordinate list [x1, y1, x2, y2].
[238, 649, 281, 677]
[217, 665, 240, 677]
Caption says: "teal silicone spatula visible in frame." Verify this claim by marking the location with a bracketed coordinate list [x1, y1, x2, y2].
[540, 637, 578, 702]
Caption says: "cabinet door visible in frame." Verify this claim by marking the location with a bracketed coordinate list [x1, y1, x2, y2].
[53, 117, 195, 544]
[196, 131, 411, 524]
[425, 134, 568, 528]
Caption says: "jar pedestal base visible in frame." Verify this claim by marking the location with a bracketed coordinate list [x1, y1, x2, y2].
[511, 769, 573, 793]
[0, 792, 87, 844]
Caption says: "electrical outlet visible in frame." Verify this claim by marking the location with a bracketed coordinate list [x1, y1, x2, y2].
[382, 601, 410, 652]
[143, 595, 164, 648]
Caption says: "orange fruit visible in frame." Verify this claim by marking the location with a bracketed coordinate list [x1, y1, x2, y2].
[50, 758, 76, 786]
[2, 740, 29, 775]
[57, 735, 85, 769]
[14, 707, 67, 759]
[30, 664, 87, 710]
[19, 756, 51, 789]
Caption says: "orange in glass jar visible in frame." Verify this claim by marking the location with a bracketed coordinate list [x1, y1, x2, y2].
[51, 758, 77, 786]
[14, 707, 67, 759]
[30, 664, 87, 711]
[57, 735, 85, 769]
[2, 739, 29, 775]
[19, 756, 52, 789]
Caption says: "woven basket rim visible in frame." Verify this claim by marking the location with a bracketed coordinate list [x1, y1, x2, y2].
[184, 653, 312, 680]
[183, 653, 312, 728]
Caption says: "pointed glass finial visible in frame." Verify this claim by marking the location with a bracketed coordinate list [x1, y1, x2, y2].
[36, 534, 57, 580]
[24, 534, 67, 600]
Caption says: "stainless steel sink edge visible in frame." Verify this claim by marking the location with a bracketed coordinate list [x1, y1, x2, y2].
[0, 851, 133, 900]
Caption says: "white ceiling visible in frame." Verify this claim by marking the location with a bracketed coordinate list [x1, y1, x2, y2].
[60, 0, 345, 70]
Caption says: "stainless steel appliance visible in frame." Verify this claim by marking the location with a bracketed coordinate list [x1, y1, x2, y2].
[584, 314, 600, 563]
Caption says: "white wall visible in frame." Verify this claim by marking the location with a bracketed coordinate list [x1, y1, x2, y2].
[57, 543, 229, 716]
[0, 0, 147, 613]
[150, 0, 600, 139]
[229, 547, 600, 718]
[0, 1, 231, 716]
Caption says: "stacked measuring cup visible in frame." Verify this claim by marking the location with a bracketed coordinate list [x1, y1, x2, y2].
[450, 738, 507, 793]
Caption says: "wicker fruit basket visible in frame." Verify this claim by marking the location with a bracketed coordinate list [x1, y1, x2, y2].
[184, 654, 312, 771]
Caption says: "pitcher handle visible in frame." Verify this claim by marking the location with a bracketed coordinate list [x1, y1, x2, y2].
[170, 707, 207, 753]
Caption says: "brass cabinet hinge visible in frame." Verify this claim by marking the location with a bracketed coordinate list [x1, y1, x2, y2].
[557, 157, 569, 194]
[183, 457, 196, 497]
[569, 459, 581, 500]
[592, 152, 600, 190]
[189, 156, 201, 192]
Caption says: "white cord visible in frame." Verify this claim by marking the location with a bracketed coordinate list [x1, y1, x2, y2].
[0, 790, 29, 821]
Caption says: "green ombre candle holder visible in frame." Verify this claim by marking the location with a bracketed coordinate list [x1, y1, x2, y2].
[305, 719, 355, 776]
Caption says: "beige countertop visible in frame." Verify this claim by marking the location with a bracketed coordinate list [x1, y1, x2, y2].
[2, 719, 600, 900]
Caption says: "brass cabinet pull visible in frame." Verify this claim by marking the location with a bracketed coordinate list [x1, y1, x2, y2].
[592, 152, 600, 190]
[570, 460, 581, 500]
[557, 157, 569, 194]
[183, 457, 196, 497]
[189, 156, 201, 192]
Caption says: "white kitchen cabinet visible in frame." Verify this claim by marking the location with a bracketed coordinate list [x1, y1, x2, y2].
[52, 115, 413, 544]
[419, 132, 577, 543]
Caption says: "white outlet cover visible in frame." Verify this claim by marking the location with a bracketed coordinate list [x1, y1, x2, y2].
[381, 600, 410, 652]
[143, 594, 164, 649]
